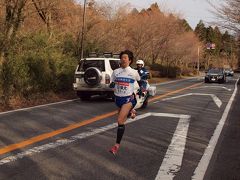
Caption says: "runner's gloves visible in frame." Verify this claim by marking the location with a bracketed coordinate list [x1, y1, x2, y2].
[109, 82, 115, 88]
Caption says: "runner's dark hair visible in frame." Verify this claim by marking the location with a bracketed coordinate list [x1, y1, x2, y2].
[120, 50, 134, 65]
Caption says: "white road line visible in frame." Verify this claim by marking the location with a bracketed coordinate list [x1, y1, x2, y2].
[155, 115, 190, 180]
[192, 86, 232, 91]
[0, 112, 191, 180]
[0, 77, 198, 115]
[0, 113, 151, 165]
[162, 93, 222, 108]
[192, 78, 239, 180]
[162, 93, 192, 101]
[193, 93, 222, 108]
[0, 99, 79, 115]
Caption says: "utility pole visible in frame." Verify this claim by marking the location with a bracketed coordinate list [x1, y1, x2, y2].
[79, 0, 87, 60]
[238, 37, 240, 69]
[197, 46, 200, 76]
[230, 41, 233, 68]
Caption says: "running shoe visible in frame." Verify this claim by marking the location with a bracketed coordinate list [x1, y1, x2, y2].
[109, 145, 120, 156]
[127, 109, 136, 119]
[130, 109, 136, 119]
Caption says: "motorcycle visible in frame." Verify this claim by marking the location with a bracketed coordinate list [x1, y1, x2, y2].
[134, 80, 156, 109]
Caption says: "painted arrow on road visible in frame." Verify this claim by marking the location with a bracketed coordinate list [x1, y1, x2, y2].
[162, 93, 222, 108]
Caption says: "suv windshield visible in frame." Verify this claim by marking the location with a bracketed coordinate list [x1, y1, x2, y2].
[109, 60, 120, 70]
[80, 60, 105, 71]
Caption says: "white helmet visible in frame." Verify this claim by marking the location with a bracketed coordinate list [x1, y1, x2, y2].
[136, 60, 144, 67]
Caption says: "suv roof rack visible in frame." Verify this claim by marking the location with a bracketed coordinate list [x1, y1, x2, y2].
[112, 53, 120, 58]
[87, 52, 120, 58]
[88, 52, 98, 58]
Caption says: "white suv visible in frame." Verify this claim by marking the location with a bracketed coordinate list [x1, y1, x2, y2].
[73, 57, 120, 100]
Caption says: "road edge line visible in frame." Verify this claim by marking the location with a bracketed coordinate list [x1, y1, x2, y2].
[192, 78, 239, 180]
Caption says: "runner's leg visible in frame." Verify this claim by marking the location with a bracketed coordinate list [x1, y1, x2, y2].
[116, 102, 132, 143]
[109, 102, 132, 155]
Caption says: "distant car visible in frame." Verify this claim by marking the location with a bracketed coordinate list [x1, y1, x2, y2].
[224, 68, 234, 76]
[205, 68, 226, 83]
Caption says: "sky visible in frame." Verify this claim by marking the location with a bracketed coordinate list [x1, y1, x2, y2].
[129, 0, 217, 29]
[78, 0, 217, 29]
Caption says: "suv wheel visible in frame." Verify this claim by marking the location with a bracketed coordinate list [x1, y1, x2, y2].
[84, 67, 102, 86]
[77, 91, 91, 101]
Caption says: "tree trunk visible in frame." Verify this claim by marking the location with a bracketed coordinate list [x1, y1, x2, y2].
[0, 0, 27, 106]
[32, 0, 54, 38]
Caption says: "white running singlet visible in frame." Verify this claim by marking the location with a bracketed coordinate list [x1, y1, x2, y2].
[111, 66, 140, 97]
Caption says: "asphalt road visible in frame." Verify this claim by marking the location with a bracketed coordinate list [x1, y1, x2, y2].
[0, 75, 239, 180]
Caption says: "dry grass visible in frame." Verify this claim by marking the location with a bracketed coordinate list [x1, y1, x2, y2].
[0, 91, 77, 112]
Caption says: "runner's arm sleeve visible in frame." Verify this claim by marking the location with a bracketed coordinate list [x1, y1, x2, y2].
[135, 70, 141, 81]
[109, 71, 116, 88]
[135, 70, 143, 88]
[111, 70, 116, 82]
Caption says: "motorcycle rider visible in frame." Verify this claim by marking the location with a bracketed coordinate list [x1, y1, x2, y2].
[136, 59, 149, 92]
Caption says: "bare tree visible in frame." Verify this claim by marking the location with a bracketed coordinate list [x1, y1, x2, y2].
[0, 0, 28, 64]
[209, 0, 240, 67]
[209, 0, 240, 33]
[31, 0, 60, 38]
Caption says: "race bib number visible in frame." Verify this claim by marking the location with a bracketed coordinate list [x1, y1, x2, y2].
[115, 77, 135, 95]
[116, 82, 129, 94]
